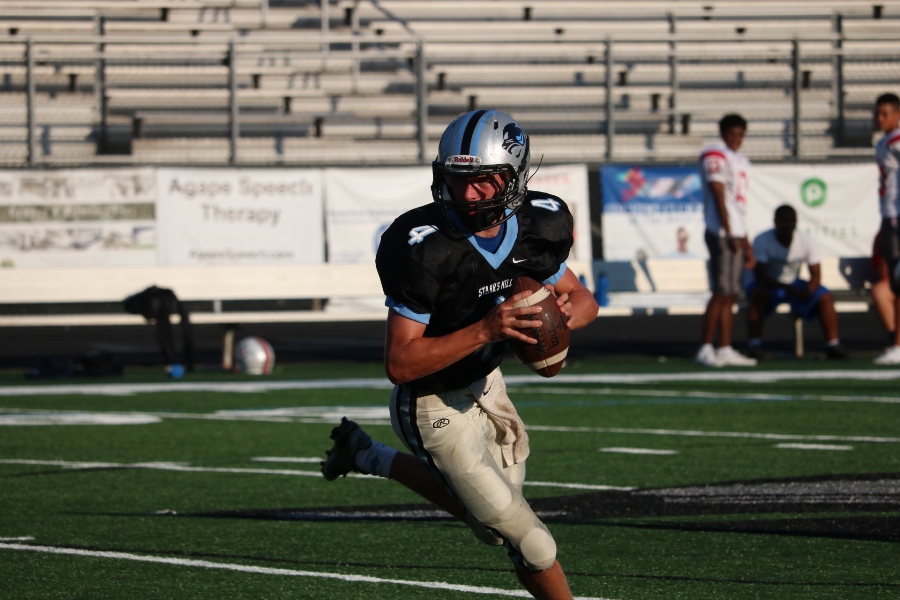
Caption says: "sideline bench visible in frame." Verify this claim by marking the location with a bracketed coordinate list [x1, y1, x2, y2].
[1, 260, 595, 323]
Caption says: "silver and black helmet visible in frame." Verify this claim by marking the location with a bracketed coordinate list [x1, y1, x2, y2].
[431, 110, 530, 232]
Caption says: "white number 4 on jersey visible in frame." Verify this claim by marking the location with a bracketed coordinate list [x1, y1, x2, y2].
[408, 225, 439, 245]
[531, 199, 560, 211]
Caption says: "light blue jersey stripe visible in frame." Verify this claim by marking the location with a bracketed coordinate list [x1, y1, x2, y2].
[462, 212, 518, 269]
[385, 297, 431, 324]
[543, 262, 567, 286]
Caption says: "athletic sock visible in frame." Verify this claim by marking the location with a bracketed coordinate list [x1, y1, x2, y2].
[827, 339, 841, 346]
[354, 441, 398, 478]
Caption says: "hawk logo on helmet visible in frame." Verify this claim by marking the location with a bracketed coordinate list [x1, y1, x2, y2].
[502, 123, 526, 157]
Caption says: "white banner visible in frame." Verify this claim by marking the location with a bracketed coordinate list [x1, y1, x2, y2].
[527, 164, 592, 263]
[0, 168, 157, 268]
[324, 167, 428, 264]
[600, 165, 706, 261]
[748, 164, 880, 257]
[156, 169, 324, 266]
[324, 164, 592, 265]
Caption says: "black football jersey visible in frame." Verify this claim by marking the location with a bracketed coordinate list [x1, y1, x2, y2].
[376, 190, 574, 393]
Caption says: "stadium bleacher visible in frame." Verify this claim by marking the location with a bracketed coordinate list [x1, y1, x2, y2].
[1, 0, 899, 356]
[0, 1, 895, 165]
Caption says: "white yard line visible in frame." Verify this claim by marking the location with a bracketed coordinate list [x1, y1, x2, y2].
[0, 542, 610, 600]
[516, 370, 900, 384]
[1, 369, 900, 397]
[775, 443, 854, 451]
[0, 459, 630, 491]
[515, 387, 900, 404]
[251, 457, 323, 463]
[523, 481, 634, 491]
[527, 425, 900, 443]
[599, 448, 679, 455]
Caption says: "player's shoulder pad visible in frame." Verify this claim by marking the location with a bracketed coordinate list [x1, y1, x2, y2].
[887, 131, 900, 150]
[379, 204, 444, 250]
[522, 190, 571, 216]
[519, 190, 574, 240]
[699, 144, 728, 161]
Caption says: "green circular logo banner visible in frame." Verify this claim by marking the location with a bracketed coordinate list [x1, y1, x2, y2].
[800, 178, 827, 208]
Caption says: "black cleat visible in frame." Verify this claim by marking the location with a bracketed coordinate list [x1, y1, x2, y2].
[320, 417, 373, 481]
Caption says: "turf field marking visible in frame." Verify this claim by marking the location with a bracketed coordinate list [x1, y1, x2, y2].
[515, 387, 900, 405]
[527, 425, 900, 444]
[0, 459, 630, 491]
[599, 447, 679, 455]
[251, 457, 323, 463]
[526, 370, 900, 384]
[0, 536, 34, 542]
[523, 481, 634, 491]
[0, 542, 610, 599]
[775, 443, 854, 451]
[0, 411, 160, 426]
[2, 369, 900, 396]
[0, 459, 329, 478]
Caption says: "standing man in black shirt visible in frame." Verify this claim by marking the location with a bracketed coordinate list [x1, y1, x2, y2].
[321, 110, 598, 599]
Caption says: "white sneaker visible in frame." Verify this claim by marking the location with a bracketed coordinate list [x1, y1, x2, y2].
[695, 345, 721, 367]
[874, 345, 900, 365]
[717, 346, 757, 367]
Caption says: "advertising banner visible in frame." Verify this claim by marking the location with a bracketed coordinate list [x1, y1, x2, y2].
[156, 168, 324, 266]
[325, 164, 593, 265]
[601, 165, 706, 261]
[527, 164, 592, 263]
[748, 164, 880, 257]
[0, 168, 157, 268]
[324, 167, 429, 264]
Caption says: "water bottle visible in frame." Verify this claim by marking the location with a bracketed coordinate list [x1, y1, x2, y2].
[595, 272, 610, 307]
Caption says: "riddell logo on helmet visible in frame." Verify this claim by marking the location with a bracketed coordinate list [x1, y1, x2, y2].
[446, 155, 481, 167]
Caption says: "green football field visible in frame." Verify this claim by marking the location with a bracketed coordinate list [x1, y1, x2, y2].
[1, 357, 898, 599]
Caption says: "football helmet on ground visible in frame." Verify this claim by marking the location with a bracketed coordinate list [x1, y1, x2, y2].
[431, 109, 530, 232]
[233, 336, 275, 375]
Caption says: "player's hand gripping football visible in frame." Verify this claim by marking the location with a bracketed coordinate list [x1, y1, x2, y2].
[552, 285, 575, 328]
[481, 290, 543, 345]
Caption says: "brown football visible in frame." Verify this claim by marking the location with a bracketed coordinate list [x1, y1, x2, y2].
[507, 276, 570, 377]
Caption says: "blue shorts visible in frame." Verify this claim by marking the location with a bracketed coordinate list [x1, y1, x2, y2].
[746, 279, 829, 320]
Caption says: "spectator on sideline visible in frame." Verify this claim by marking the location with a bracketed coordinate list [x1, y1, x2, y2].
[745, 205, 848, 360]
[871, 231, 896, 342]
[123, 285, 194, 376]
[695, 114, 757, 367]
[873, 92, 900, 364]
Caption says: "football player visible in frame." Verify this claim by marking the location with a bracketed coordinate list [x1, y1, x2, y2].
[873, 93, 900, 364]
[321, 110, 598, 599]
[744, 204, 847, 360]
[870, 232, 896, 342]
[695, 113, 758, 367]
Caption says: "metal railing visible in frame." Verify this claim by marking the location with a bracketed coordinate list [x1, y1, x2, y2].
[0, 30, 898, 166]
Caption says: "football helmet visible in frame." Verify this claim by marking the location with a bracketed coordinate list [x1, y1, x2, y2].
[431, 110, 530, 232]
[233, 337, 275, 375]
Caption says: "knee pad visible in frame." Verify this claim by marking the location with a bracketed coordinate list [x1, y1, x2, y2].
[518, 527, 557, 572]
[482, 499, 557, 572]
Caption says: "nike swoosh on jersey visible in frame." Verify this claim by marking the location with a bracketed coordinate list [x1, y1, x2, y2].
[512, 257, 526, 263]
